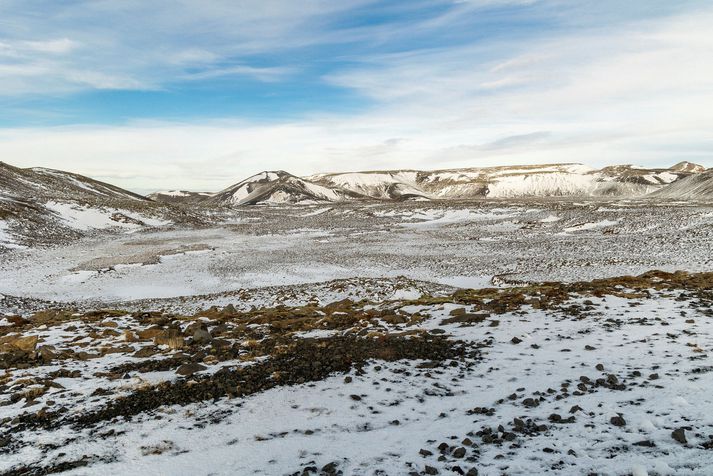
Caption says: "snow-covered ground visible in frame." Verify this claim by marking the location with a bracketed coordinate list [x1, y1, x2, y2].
[44, 201, 171, 231]
[1, 272, 712, 475]
[1, 200, 711, 308]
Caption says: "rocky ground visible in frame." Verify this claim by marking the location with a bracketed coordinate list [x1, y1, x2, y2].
[1, 270, 712, 475]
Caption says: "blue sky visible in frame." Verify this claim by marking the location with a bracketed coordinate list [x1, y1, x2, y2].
[0, 0, 711, 192]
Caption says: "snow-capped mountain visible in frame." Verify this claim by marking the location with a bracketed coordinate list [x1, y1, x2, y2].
[205, 171, 367, 206]
[155, 162, 706, 208]
[148, 190, 214, 204]
[308, 163, 704, 200]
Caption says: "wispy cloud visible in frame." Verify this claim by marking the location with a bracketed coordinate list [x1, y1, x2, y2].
[182, 65, 295, 83]
[0, 0, 377, 95]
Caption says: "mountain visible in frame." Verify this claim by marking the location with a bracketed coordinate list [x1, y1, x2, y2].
[148, 190, 214, 205]
[205, 171, 367, 206]
[308, 163, 704, 200]
[0, 162, 193, 251]
[0, 161, 148, 202]
[669, 161, 706, 173]
[196, 162, 708, 207]
[648, 169, 713, 200]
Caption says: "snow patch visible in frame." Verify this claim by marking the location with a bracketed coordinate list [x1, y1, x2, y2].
[45, 201, 170, 231]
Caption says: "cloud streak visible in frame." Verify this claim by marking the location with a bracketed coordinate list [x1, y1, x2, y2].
[0, 0, 379, 95]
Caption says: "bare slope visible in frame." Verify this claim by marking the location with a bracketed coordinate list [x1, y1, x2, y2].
[0, 162, 194, 251]
[649, 169, 713, 200]
[0, 162, 147, 202]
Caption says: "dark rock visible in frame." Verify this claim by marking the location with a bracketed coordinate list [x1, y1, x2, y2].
[672, 428, 687, 445]
[193, 327, 211, 345]
[175, 363, 207, 376]
[522, 398, 539, 408]
[452, 447, 466, 458]
[321, 462, 339, 475]
[610, 415, 626, 427]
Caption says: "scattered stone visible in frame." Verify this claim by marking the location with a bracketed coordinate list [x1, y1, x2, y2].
[175, 363, 207, 376]
[154, 329, 186, 349]
[133, 347, 158, 358]
[321, 462, 339, 475]
[610, 415, 626, 427]
[672, 428, 687, 445]
[11, 335, 38, 352]
[193, 327, 212, 345]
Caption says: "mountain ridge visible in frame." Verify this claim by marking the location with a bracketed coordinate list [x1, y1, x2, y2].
[0, 162, 199, 251]
[159, 161, 707, 205]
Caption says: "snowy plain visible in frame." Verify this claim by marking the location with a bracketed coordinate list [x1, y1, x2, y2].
[1, 200, 711, 309]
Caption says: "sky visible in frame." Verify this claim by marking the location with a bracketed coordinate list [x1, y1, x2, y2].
[0, 0, 712, 193]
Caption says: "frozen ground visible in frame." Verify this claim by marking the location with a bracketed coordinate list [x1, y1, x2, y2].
[1, 271, 712, 475]
[1, 199, 713, 476]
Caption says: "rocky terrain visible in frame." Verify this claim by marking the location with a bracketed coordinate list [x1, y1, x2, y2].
[1, 271, 712, 475]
